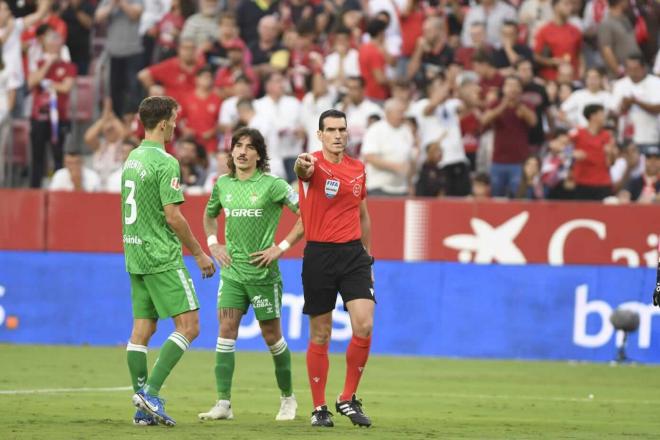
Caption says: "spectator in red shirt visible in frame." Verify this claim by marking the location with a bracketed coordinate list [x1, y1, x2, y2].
[153, 0, 196, 62]
[358, 18, 390, 102]
[482, 75, 538, 197]
[534, 0, 583, 81]
[473, 50, 504, 104]
[137, 37, 201, 105]
[27, 30, 76, 188]
[397, 0, 425, 77]
[213, 39, 259, 99]
[181, 67, 222, 154]
[287, 19, 324, 100]
[571, 103, 616, 200]
[454, 22, 492, 71]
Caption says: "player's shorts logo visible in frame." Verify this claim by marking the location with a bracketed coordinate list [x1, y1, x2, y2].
[325, 179, 340, 198]
[353, 183, 362, 197]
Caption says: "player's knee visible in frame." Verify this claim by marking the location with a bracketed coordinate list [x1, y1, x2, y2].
[353, 318, 373, 338]
[310, 327, 331, 345]
[178, 322, 200, 342]
[219, 322, 239, 340]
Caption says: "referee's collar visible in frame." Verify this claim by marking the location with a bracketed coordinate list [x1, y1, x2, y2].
[231, 169, 262, 182]
[139, 140, 164, 149]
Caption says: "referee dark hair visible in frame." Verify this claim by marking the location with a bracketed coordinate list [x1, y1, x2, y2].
[294, 109, 375, 428]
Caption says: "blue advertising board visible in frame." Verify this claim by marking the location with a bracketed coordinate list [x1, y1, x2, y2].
[1, 251, 658, 362]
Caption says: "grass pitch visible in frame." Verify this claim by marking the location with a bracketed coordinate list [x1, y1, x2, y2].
[0, 344, 657, 439]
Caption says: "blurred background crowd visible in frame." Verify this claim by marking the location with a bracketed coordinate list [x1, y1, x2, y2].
[0, 0, 659, 203]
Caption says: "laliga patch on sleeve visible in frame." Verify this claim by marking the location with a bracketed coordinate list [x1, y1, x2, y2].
[171, 177, 181, 190]
[324, 179, 340, 198]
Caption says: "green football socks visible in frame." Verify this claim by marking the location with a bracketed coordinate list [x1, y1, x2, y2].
[126, 343, 148, 392]
[269, 337, 293, 397]
[144, 332, 190, 396]
[215, 337, 236, 400]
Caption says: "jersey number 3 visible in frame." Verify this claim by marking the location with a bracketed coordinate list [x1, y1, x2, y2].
[124, 180, 138, 225]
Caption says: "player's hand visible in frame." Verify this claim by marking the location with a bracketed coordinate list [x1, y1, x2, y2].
[210, 243, 232, 268]
[653, 282, 660, 307]
[195, 252, 216, 278]
[249, 245, 282, 268]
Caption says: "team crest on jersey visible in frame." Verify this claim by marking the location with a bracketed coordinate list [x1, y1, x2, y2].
[353, 183, 362, 197]
[170, 177, 180, 190]
[225, 194, 233, 202]
[250, 193, 258, 204]
[325, 179, 340, 198]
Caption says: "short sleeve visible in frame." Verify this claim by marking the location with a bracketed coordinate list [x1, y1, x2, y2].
[205, 179, 223, 217]
[159, 157, 185, 206]
[597, 22, 614, 48]
[360, 125, 381, 156]
[270, 178, 299, 213]
[533, 27, 547, 54]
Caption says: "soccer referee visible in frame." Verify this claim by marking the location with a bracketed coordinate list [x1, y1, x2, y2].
[294, 109, 375, 428]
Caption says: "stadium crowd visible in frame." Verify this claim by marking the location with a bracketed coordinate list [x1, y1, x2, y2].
[0, 0, 659, 202]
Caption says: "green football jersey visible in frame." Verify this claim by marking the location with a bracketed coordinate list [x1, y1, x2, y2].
[121, 140, 185, 274]
[206, 170, 299, 284]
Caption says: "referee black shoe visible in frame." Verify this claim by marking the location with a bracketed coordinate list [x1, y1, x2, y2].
[335, 394, 372, 427]
[310, 405, 334, 427]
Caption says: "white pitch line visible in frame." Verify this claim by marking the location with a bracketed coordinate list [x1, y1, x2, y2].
[0, 386, 132, 395]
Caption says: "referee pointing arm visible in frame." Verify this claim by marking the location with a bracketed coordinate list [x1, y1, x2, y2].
[295, 109, 375, 428]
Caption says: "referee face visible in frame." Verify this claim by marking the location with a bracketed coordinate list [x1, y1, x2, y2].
[231, 135, 260, 173]
[318, 117, 348, 157]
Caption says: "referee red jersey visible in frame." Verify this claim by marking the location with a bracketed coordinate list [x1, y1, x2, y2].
[298, 151, 367, 243]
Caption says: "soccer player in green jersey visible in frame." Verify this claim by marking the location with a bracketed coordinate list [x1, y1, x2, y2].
[122, 96, 216, 427]
[198, 127, 304, 422]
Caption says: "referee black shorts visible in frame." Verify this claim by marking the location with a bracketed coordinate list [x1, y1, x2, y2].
[302, 240, 376, 316]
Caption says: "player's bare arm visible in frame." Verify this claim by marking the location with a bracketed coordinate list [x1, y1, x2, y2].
[294, 153, 317, 180]
[250, 217, 305, 268]
[164, 203, 216, 278]
[203, 212, 232, 268]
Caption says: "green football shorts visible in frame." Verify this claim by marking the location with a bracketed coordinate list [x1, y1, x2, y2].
[130, 267, 200, 319]
[217, 276, 283, 321]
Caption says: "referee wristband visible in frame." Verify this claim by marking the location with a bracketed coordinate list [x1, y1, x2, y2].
[277, 240, 291, 252]
[207, 235, 218, 247]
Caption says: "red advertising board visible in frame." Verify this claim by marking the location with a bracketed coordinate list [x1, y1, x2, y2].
[1, 190, 658, 267]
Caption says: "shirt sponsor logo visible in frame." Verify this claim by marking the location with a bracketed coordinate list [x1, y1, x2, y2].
[170, 177, 180, 190]
[223, 208, 264, 217]
[123, 235, 143, 245]
[325, 179, 340, 199]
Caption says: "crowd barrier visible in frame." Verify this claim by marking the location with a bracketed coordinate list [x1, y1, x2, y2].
[0, 252, 658, 363]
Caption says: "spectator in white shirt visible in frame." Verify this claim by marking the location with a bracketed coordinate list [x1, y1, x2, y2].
[336, 76, 383, 157]
[560, 67, 614, 127]
[254, 71, 304, 182]
[302, 73, 337, 153]
[612, 55, 660, 148]
[323, 26, 360, 90]
[85, 98, 128, 187]
[462, 0, 517, 48]
[50, 152, 102, 192]
[361, 98, 415, 196]
[105, 139, 138, 192]
[217, 74, 254, 149]
[0, 49, 16, 186]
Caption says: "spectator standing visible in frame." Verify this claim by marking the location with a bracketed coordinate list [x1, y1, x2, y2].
[560, 67, 613, 127]
[139, 0, 171, 65]
[180, 0, 219, 49]
[571, 104, 616, 200]
[137, 38, 200, 104]
[84, 98, 128, 186]
[361, 98, 415, 196]
[28, 30, 76, 188]
[213, 39, 258, 99]
[59, 0, 94, 75]
[461, 0, 516, 48]
[519, 0, 553, 44]
[176, 136, 208, 190]
[205, 13, 246, 74]
[180, 67, 222, 154]
[301, 73, 336, 153]
[358, 18, 390, 102]
[517, 58, 552, 152]
[493, 21, 534, 73]
[612, 55, 660, 149]
[482, 76, 538, 197]
[336, 76, 383, 157]
[254, 72, 303, 181]
[49, 152, 101, 191]
[597, 0, 641, 78]
[153, 0, 196, 62]
[0, 51, 15, 186]
[415, 141, 445, 197]
[217, 75, 254, 137]
[454, 22, 491, 71]
[105, 139, 139, 192]
[95, 0, 144, 117]
[323, 26, 360, 90]
[248, 15, 283, 79]
[534, 0, 582, 82]
[407, 16, 453, 89]
[236, 0, 279, 47]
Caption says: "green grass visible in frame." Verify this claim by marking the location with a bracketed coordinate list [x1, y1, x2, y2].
[0, 344, 657, 439]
